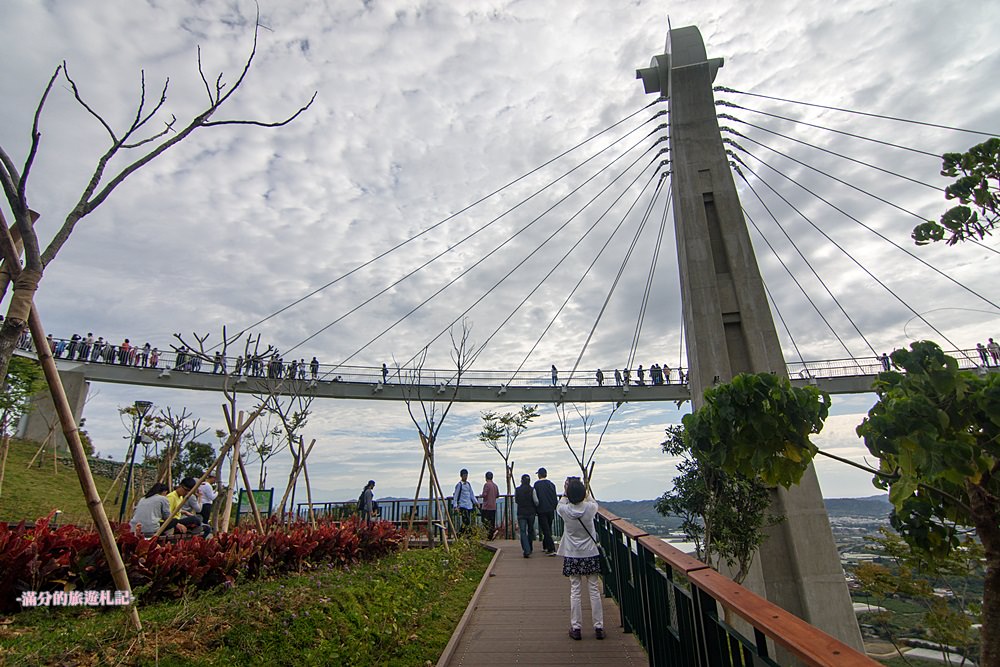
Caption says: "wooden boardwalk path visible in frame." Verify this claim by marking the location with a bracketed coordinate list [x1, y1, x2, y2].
[440, 540, 648, 666]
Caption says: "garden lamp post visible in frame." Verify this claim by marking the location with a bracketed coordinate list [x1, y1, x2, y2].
[118, 400, 154, 522]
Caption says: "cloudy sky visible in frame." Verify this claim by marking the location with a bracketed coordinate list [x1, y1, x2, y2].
[2, 0, 998, 503]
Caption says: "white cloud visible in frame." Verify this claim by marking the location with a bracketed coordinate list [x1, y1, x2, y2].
[3, 0, 998, 502]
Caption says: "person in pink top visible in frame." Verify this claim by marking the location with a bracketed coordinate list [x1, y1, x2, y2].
[481, 471, 500, 540]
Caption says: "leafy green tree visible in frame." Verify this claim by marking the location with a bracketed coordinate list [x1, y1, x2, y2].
[176, 441, 216, 480]
[682, 372, 830, 488]
[0, 357, 46, 435]
[857, 341, 999, 667]
[688, 347, 998, 667]
[480, 405, 538, 527]
[913, 137, 999, 245]
[855, 528, 982, 664]
[655, 425, 780, 584]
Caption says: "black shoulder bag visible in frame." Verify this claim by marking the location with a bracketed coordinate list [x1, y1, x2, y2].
[576, 517, 609, 577]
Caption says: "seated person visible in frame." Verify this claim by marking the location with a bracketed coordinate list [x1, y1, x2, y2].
[165, 477, 211, 537]
[130, 483, 173, 537]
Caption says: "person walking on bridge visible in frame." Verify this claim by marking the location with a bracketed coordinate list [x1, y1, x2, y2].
[595, 369, 604, 386]
[534, 467, 558, 555]
[481, 471, 499, 539]
[557, 477, 605, 640]
[452, 469, 478, 534]
[551, 365, 558, 386]
[515, 474, 537, 558]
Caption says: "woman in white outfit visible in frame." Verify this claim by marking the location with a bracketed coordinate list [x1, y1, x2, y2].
[556, 476, 605, 640]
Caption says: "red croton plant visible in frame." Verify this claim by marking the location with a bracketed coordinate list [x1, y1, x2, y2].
[0, 512, 404, 612]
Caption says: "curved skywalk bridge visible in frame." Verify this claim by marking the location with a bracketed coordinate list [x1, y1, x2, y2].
[16, 342, 994, 403]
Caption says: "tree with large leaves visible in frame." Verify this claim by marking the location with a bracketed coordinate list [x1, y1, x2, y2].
[912, 137, 999, 245]
[685, 348, 999, 667]
[857, 341, 1000, 667]
[655, 425, 780, 585]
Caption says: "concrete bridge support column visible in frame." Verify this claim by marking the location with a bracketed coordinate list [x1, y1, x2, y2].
[637, 26, 863, 651]
[17, 368, 89, 455]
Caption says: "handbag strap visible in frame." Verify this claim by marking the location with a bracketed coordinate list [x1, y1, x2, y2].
[576, 516, 600, 547]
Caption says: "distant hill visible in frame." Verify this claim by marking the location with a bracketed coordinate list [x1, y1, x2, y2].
[823, 494, 891, 518]
[601, 495, 892, 536]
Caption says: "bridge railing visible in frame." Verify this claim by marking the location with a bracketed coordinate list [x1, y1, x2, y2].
[597, 509, 877, 667]
[295, 494, 565, 540]
[24, 333, 992, 388]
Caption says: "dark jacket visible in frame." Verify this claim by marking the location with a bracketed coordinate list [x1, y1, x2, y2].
[534, 478, 558, 514]
[515, 483, 537, 519]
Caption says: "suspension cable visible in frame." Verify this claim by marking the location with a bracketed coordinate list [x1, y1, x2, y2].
[728, 152, 971, 360]
[567, 170, 668, 383]
[761, 276, 809, 374]
[626, 180, 672, 371]
[227, 102, 665, 346]
[728, 140, 1000, 312]
[468, 167, 665, 375]
[743, 204, 866, 368]
[736, 168, 878, 358]
[720, 113, 943, 191]
[716, 101, 941, 158]
[284, 124, 662, 361]
[715, 87, 1000, 137]
[322, 139, 664, 375]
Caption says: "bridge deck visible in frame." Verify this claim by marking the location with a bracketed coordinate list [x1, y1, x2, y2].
[17, 345, 997, 402]
[442, 539, 646, 666]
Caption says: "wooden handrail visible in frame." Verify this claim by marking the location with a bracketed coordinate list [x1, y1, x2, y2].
[597, 508, 879, 667]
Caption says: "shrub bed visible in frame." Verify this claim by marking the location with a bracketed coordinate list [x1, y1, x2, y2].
[0, 513, 404, 611]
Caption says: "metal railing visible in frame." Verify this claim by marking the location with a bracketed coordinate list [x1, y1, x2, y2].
[596, 509, 878, 667]
[295, 494, 564, 540]
[21, 333, 995, 389]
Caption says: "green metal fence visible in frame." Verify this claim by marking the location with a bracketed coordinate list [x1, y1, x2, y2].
[596, 509, 877, 667]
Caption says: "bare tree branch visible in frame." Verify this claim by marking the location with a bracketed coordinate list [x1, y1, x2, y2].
[202, 91, 318, 128]
[61, 61, 116, 142]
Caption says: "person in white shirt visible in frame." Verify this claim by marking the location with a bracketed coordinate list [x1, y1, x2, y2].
[556, 477, 605, 641]
[452, 469, 479, 534]
[198, 474, 219, 524]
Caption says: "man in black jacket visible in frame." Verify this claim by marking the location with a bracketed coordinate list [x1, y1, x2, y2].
[534, 467, 559, 555]
[515, 474, 537, 558]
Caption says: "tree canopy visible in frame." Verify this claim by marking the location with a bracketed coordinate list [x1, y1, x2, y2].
[913, 137, 1000, 245]
[682, 372, 830, 487]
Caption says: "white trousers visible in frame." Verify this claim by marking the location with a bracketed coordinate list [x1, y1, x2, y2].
[569, 574, 604, 630]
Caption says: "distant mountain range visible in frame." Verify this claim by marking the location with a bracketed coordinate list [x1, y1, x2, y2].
[601, 495, 892, 535]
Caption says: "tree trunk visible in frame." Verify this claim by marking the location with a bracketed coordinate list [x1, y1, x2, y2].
[0, 434, 10, 498]
[0, 267, 43, 384]
[970, 484, 1000, 667]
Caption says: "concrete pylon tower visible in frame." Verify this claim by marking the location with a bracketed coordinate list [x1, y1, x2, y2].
[637, 26, 864, 650]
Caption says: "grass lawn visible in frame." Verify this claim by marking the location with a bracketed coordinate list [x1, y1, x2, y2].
[0, 438, 118, 526]
[0, 537, 493, 666]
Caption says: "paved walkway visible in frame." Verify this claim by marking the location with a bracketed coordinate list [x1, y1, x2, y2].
[442, 540, 647, 666]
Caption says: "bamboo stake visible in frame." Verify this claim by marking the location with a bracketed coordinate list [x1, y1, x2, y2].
[26, 425, 54, 469]
[275, 438, 315, 523]
[288, 438, 301, 520]
[405, 456, 427, 547]
[0, 434, 10, 498]
[301, 444, 316, 529]
[26, 306, 142, 631]
[101, 460, 129, 506]
[224, 429, 239, 532]
[235, 450, 264, 532]
[419, 433, 455, 548]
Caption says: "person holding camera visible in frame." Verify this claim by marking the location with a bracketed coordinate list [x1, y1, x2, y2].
[556, 477, 604, 640]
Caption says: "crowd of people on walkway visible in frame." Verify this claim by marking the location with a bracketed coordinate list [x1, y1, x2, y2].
[443, 466, 605, 640]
